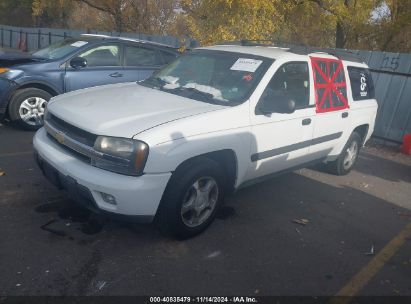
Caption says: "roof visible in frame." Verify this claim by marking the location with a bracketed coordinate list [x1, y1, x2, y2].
[80, 34, 178, 49]
[198, 45, 290, 59]
[198, 44, 365, 63]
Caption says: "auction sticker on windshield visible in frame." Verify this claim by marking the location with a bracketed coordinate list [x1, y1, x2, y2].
[71, 41, 88, 47]
[230, 58, 263, 73]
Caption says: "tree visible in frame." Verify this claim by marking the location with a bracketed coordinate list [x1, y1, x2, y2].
[0, 0, 34, 27]
[180, 0, 283, 45]
[32, 0, 76, 27]
[373, 0, 411, 52]
[75, 0, 132, 33]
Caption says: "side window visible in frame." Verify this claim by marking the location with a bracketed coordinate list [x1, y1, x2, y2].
[160, 51, 177, 64]
[125, 46, 159, 66]
[347, 67, 375, 100]
[311, 57, 348, 112]
[262, 62, 310, 109]
[79, 45, 120, 67]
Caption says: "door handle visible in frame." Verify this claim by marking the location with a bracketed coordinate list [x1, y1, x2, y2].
[342, 112, 349, 118]
[109, 72, 123, 78]
[302, 118, 312, 126]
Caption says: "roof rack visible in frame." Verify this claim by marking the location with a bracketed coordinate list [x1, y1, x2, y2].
[80, 34, 178, 49]
[216, 40, 364, 63]
[288, 46, 364, 63]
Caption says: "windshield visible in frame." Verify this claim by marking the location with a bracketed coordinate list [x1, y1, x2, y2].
[32, 38, 90, 60]
[141, 50, 273, 105]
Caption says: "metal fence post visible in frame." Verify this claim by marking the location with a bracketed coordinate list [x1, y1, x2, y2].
[48, 31, 51, 45]
[9, 29, 12, 48]
[38, 29, 41, 49]
[1, 28, 3, 47]
[25, 31, 28, 51]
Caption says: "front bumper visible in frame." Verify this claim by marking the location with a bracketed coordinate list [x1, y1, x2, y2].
[33, 128, 172, 221]
[0, 77, 16, 120]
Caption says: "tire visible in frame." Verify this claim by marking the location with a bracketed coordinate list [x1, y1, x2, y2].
[326, 131, 362, 176]
[156, 157, 227, 239]
[8, 88, 52, 131]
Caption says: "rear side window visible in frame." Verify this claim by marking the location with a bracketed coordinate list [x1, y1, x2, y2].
[311, 57, 348, 113]
[125, 46, 160, 66]
[347, 67, 375, 100]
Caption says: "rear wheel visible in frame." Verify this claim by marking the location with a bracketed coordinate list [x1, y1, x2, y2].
[156, 157, 226, 239]
[326, 132, 362, 175]
[8, 88, 51, 131]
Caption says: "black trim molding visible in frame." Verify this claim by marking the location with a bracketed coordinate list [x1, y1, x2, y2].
[251, 132, 342, 161]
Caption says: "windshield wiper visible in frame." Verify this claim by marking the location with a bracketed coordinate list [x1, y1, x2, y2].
[179, 87, 214, 100]
[142, 76, 168, 87]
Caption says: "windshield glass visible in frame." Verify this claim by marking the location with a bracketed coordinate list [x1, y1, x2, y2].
[141, 50, 273, 105]
[32, 38, 90, 59]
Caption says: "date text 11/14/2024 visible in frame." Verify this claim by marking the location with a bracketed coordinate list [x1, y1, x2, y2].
[149, 297, 258, 303]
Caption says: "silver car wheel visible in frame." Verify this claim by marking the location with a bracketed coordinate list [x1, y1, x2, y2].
[181, 177, 219, 228]
[18, 97, 47, 126]
[343, 140, 359, 170]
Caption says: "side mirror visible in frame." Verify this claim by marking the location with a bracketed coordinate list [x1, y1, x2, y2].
[70, 57, 87, 69]
[259, 95, 296, 114]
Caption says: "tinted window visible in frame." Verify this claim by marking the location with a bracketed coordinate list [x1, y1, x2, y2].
[262, 62, 310, 109]
[348, 67, 375, 100]
[79, 45, 120, 67]
[125, 46, 159, 66]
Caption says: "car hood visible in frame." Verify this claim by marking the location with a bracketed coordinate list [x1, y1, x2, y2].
[47, 82, 226, 138]
[0, 50, 46, 67]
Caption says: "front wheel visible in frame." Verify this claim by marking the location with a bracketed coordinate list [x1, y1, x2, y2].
[326, 132, 362, 175]
[8, 88, 52, 131]
[156, 157, 226, 239]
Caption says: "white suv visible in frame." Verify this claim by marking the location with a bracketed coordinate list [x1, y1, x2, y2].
[33, 44, 378, 238]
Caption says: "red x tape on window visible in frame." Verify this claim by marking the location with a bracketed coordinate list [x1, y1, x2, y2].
[310, 56, 349, 113]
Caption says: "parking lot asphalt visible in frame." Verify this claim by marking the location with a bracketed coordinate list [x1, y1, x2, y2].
[0, 121, 410, 297]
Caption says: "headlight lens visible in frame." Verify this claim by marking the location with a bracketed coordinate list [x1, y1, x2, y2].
[92, 136, 149, 176]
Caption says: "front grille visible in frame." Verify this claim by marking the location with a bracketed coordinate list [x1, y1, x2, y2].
[47, 133, 91, 164]
[45, 113, 101, 164]
[47, 113, 97, 147]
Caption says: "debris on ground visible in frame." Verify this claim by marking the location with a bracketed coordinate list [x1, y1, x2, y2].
[293, 218, 310, 226]
[295, 228, 302, 235]
[206, 251, 221, 259]
[365, 245, 375, 256]
[0, 171, 5, 177]
[96, 281, 107, 290]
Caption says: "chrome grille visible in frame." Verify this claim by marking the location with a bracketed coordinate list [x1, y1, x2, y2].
[46, 113, 97, 146]
[44, 114, 103, 163]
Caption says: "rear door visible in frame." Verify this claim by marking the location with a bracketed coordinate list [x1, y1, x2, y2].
[308, 56, 350, 157]
[64, 43, 123, 92]
[121, 45, 164, 82]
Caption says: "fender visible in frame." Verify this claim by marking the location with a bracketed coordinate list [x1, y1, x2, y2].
[15, 77, 63, 96]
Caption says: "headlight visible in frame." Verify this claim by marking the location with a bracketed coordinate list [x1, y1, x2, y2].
[92, 136, 149, 176]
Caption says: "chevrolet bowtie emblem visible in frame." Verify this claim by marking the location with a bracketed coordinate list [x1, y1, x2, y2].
[55, 131, 65, 144]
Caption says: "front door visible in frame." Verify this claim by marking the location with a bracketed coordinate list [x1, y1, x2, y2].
[247, 61, 316, 180]
[64, 44, 124, 92]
